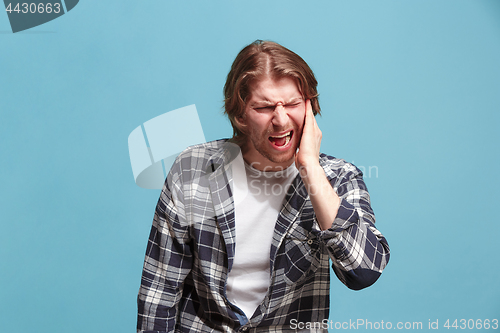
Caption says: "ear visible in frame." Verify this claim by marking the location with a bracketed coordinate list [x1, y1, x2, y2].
[233, 114, 248, 134]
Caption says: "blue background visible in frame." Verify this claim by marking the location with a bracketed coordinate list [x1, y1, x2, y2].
[1, 1, 499, 332]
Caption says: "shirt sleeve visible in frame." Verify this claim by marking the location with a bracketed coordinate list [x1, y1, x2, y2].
[319, 165, 390, 290]
[137, 172, 192, 332]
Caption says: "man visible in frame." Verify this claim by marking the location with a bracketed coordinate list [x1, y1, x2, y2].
[137, 40, 390, 332]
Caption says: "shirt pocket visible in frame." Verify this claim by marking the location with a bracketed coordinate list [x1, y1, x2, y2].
[281, 231, 321, 285]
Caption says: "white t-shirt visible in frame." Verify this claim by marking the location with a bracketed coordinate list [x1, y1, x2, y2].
[227, 152, 298, 319]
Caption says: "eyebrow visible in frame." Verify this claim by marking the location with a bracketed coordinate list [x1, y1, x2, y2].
[250, 97, 303, 107]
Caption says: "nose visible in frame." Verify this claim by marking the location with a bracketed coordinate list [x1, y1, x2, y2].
[271, 103, 288, 127]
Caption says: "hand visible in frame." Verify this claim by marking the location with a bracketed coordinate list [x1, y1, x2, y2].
[295, 99, 322, 171]
[294, 100, 339, 230]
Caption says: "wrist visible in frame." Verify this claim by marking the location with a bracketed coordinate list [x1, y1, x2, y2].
[298, 162, 323, 183]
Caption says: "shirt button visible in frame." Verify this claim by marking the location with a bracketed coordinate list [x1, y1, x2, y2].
[241, 327, 248, 332]
[307, 239, 313, 245]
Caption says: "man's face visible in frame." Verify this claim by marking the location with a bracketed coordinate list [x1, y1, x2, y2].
[238, 76, 305, 171]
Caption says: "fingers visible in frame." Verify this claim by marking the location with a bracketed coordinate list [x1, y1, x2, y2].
[305, 99, 312, 119]
[303, 99, 312, 129]
[305, 99, 318, 130]
[295, 99, 321, 169]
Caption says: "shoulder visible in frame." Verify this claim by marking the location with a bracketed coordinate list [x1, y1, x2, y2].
[176, 139, 230, 162]
[319, 153, 363, 182]
[168, 139, 235, 182]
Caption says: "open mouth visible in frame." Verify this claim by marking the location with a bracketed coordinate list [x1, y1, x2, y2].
[268, 130, 293, 147]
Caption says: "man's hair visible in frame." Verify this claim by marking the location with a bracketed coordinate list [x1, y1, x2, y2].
[224, 40, 320, 143]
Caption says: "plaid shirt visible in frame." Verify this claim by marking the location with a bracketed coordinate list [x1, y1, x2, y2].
[137, 140, 390, 333]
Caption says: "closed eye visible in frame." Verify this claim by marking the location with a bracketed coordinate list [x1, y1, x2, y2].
[254, 103, 301, 111]
[254, 106, 275, 111]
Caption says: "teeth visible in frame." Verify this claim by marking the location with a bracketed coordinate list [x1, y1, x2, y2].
[284, 135, 290, 146]
[270, 131, 291, 139]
